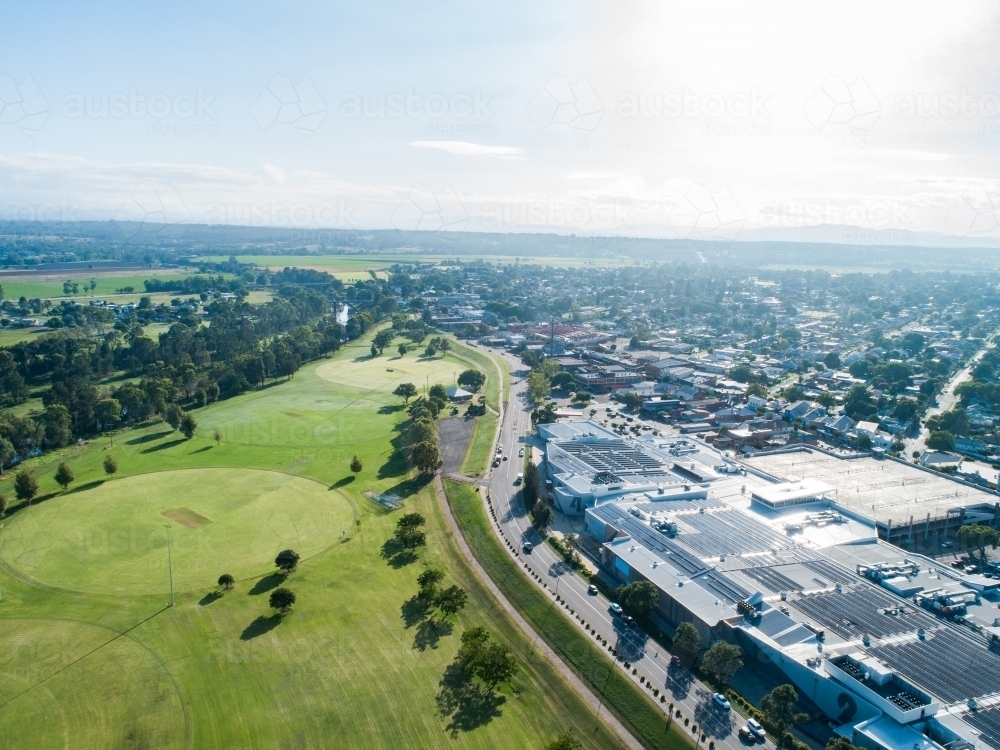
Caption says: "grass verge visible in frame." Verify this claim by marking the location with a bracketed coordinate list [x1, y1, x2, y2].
[444, 479, 693, 750]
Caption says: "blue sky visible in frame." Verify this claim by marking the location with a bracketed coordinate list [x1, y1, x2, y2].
[2, 1, 1000, 246]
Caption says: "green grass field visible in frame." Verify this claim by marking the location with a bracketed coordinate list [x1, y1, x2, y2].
[0, 332, 624, 749]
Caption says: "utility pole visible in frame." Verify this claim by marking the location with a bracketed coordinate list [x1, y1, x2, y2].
[163, 524, 174, 607]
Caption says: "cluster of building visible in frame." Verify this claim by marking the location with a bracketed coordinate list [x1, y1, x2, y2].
[537, 419, 1000, 750]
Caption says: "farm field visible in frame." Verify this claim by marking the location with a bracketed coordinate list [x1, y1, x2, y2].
[0, 331, 622, 750]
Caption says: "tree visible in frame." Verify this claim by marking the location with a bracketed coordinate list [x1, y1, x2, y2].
[901, 331, 925, 357]
[429, 383, 448, 402]
[370, 344, 379, 358]
[957, 524, 1000, 565]
[410, 441, 442, 474]
[474, 641, 518, 690]
[350, 455, 363, 475]
[14, 468, 38, 505]
[457, 369, 486, 392]
[393, 382, 418, 403]
[435, 585, 468, 618]
[0, 493, 7, 519]
[213, 427, 222, 445]
[42, 404, 72, 448]
[701, 641, 743, 683]
[823, 352, 841, 369]
[269, 587, 296, 613]
[854, 434, 873, 451]
[457, 626, 491, 666]
[373, 328, 395, 355]
[103, 454, 119, 477]
[54, 462, 75, 491]
[164, 403, 183, 431]
[926, 430, 955, 451]
[275, 549, 301, 573]
[532, 503, 553, 531]
[417, 567, 444, 599]
[892, 398, 918, 422]
[527, 371, 551, 404]
[218, 573, 235, 590]
[617, 580, 659, 619]
[397, 343, 408, 357]
[826, 738, 861, 750]
[94, 397, 121, 431]
[531, 402, 558, 425]
[672, 622, 701, 666]
[543, 732, 583, 750]
[761, 684, 808, 736]
[815, 391, 837, 408]
[179, 413, 197, 439]
[396, 527, 426, 550]
[622, 391, 642, 410]
[397, 512, 426, 531]
[0, 437, 13, 476]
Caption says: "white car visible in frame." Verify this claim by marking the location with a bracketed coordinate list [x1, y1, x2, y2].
[518, 448, 525, 457]
[746, 718, 766, 741]
[712, 693, 731, 710]
[609, 602, 623, 615]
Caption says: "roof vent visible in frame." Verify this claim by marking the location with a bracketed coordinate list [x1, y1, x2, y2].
[862, 634, 871, 647]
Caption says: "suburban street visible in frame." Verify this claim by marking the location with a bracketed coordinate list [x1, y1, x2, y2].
[466, 349, 767, 750]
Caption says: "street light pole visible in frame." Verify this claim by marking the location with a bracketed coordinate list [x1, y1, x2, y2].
[163, 524, 174, 607]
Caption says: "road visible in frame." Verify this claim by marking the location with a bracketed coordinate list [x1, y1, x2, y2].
[905, 333, 998, 456]
[466, 349, 764, 750]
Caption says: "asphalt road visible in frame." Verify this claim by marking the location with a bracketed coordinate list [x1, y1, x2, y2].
[471, 349, 766, 750]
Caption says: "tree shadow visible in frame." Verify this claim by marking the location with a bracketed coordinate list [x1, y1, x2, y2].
[240, 614, 282, 640]
[401, 594, 431, 628]
[668, 663, 694, 700]
[126, 430, 172, 445]
[384, 473, 432, 501]
[414, 617, 453, 651]
[380, 537, 418, 568]
[331, 476, 355, 488]
[140, 438, 187, 454]
[378, 404, 405, 415]
[436, 662, 505, 737]
[199, 591, 223, 606]
[694, 691, 734, 739]
[377, 449, 409, 480]
[248, 572, 284, 596]
[65, 480, 105, 495]
[190, 446, 212, 454]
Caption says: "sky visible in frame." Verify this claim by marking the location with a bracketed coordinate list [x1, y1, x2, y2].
[2, 0, 1000, 247]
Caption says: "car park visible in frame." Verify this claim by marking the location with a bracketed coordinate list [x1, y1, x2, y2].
[712, 693, 731, 710]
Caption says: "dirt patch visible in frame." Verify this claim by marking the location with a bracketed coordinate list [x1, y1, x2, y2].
[437, 417, 476, 475]
[162, 507, 213, 529]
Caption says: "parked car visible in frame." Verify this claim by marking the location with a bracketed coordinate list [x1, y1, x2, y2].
[518, 448, 525, 457]
[712, 693, 731, 710]
[492, 460, 500, 468]
[746, 718, 766, 741]
[502, 455, 508, 461]
[609, 602, 623, 615]
[588, 584, 598, 595]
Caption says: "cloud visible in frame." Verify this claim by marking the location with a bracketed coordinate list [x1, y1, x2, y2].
[409, 140, 524, 159]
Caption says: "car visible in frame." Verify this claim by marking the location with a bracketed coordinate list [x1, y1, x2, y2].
[492, 459, 500, 468]
[670, 655, 682, 667]
[587, 584, 598, 595]
[941, 541, 955, 549]
[497, 446, 503, 454]
[712, 693, 731, 710]
[623, 615, 635, 626]
[746, 718, 766, 741]
[515, 472, 523, 484]
[502, 455, 508, 461]
[739, 727, 754, 743]
[609, 602, 623, 615]
[518, 448, 524, 457]
[523, 542, 533, 553]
